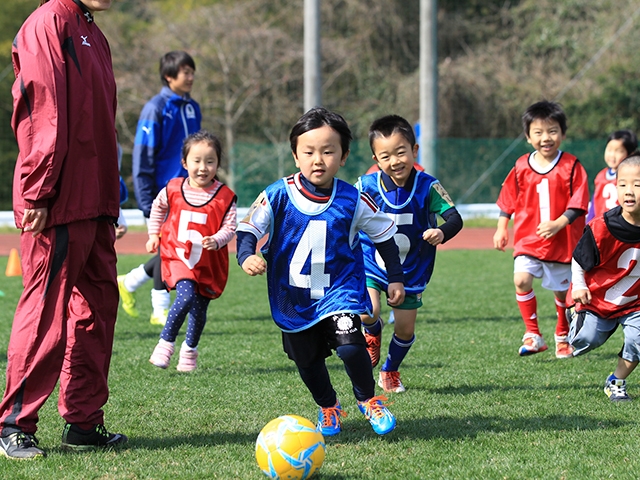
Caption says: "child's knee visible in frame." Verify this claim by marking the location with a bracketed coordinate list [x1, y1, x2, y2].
[513, 273, 533, 292]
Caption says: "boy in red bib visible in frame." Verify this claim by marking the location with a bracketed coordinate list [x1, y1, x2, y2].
[569, 155, 640, 401]
[494, 101, 589, 358]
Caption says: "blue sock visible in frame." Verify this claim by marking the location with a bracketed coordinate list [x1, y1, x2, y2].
[608, 373, 618, 381]
[363, 317, 382, 336]
[381, 334, 415, 372]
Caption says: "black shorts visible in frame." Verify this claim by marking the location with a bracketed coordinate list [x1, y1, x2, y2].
[282, 313, 366, 368]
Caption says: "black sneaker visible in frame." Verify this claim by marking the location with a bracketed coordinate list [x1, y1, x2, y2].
[61, 424, 128, 451]
[0, 431, 46, 459]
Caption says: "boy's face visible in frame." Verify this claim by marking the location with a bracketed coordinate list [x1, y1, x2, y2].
[372, 131, 419, 187]
[293, 125, 347, 190]
[166, 65, 195, 97]
[526, 118, 565, 163]
[80, 0, 112, 12]
[616, 163, 640, 222]
[604, 138, 629, 171]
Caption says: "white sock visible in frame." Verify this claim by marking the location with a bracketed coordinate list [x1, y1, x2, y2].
[181, 341, 197, 352]
[151, 288, 171, 315]
[124, 264, 152, 292]
[158, 338, 174, 348]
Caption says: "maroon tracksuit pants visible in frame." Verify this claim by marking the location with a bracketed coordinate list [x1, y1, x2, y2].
[0, 219, 118, 435]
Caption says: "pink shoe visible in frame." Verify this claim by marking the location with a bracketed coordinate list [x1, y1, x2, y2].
[149, 340, 174, 369]
[177, 347, 198, 372]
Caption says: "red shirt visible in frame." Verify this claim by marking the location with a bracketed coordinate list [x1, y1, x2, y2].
[11, 0, 119, 228]
[576, 211, 640, 318]
[497, 151, 589, 263]
[591, 167, 618, 218]
[161, 178, 237, 299]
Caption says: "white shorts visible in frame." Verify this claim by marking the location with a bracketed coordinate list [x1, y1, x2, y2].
[513, 255, 571, 292]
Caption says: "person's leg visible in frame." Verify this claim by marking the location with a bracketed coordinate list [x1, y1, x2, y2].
[361, 286, 383, 367]
[117, 256, 157, 318]
[378, 308, 416, 393]
[59, 221, 118, 428]
[553, 290, 572, 358]
[605, 315, 640, 401]
[177, 288, 210, 372]
[150, 280, 194, 369]
[0, 226, 84, 437]
[150, 255, 170, 325]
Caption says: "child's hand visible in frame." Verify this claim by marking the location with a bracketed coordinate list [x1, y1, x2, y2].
[242, 255, 267, 276]
[387, 282, 405, 307]
[202, 235, 218, 251]
[493, 228, 509, 252]
[146, 234, 160, 253]
[536, 217, 569, 240]
[115, 224, 128, 240]
[423, 228, 444, 246]
[572, 288, 592, 305]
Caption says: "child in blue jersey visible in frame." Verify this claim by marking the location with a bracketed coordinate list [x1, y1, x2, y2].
[359, 115, 463, 393]
[237, 107, 405, 436]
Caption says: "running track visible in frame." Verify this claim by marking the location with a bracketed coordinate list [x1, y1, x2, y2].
[0, 228, 512, 256]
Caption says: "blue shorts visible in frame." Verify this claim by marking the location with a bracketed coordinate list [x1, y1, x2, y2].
[568, 309, 640, 362]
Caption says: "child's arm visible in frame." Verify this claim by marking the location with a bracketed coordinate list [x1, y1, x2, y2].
[146, 234, 160, 253]
[423, 207, 463, 246]
[236, 192, 270, 276]
[373, 238, 405, 306]
[146, 188, 169, 253]
[203, 201, 237, 251]
[536, 208, 584, 239]
[237, 231, 266, 276]
[493, 214, 510, 251]
[571, 258, 592, 304]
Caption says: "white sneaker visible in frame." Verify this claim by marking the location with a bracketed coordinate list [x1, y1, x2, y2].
[518, 332, 548, 356]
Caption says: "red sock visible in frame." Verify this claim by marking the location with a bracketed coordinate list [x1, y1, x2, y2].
[516, 289, 540, 335]
[555, 297, 568, 336]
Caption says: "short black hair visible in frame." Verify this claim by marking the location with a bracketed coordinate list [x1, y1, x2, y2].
[522, 101, 567, 136]
[289, 107, 352, 156]
[368, 115, 416, 153]
[182, 130, 223, 168]
[607, 129, 638, 156]
[160, 51, 196, 86]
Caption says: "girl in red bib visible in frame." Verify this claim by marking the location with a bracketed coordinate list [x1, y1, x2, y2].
[147, 131, 237, 372]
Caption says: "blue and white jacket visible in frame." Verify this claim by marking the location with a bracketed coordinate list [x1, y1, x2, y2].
[132, 86, 201, 217]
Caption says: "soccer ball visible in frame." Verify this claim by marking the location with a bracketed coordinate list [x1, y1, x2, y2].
[255, 415, 326, 479]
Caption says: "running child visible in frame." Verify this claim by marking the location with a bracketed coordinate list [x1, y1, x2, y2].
[568, 155, 640, 401]
[118, 51, 202, 326]
[493, 100, 589, 358]
[586, 129, 637, 222]
[359, 114, 463, 393]
[148, 131, 237, 372]
[236, 107, 405, 436]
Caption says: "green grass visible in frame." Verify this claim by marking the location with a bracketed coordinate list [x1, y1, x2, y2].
[0, 250, 637, 479]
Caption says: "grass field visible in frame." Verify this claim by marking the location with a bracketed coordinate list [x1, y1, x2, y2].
[0, 250, 638, 479]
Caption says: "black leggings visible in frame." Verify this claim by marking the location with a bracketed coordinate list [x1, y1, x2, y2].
[143, 254, 164, 290]
[296, 344, 374, 407]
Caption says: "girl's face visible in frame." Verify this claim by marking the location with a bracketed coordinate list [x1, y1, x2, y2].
[182, 141, 218, 189]
[604, 138, 629, 171]
[293, 125, 348, 190]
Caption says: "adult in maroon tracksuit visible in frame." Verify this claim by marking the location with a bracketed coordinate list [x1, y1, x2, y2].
[0, 0, 127, 459]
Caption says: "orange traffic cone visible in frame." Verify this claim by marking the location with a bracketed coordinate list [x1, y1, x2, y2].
[6, 248, 22, 277]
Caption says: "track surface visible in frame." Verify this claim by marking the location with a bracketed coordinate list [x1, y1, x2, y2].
[0, 228, 512, 256]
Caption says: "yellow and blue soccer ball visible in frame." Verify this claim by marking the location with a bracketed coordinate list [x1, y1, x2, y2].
[255, 415, 326, 479]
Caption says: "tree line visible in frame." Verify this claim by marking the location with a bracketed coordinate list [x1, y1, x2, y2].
[0, 0, 639, 208]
